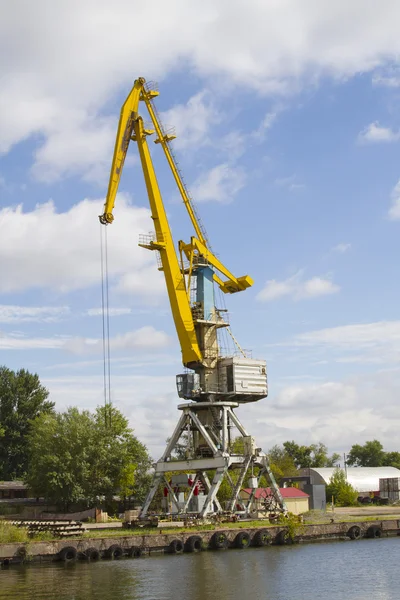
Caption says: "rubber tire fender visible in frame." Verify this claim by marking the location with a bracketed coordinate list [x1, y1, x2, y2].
[106, 544, 124, 559]
[184, 535, 203, 553]
[366, 525, 382, 539]
[253, 528, 271, 547]
[16, 546, 27, 561]
[275, 529, 292, 545]
[347, 526, 361, 540]
[84, 547, 100, 561]
[58, 546, 78, 562]
[211, 532, 228, 550]
[128, 546, 143, 558]
[234, 531, 251, 549]
[168, 539, 184, 554]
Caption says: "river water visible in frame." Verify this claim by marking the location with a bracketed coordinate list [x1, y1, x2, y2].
[0, 537, 398, 600]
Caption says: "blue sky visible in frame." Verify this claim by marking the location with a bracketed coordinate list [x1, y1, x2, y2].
[2, 0, 400, 459]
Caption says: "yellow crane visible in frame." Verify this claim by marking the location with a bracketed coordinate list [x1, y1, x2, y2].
[100, 78, 286, 518]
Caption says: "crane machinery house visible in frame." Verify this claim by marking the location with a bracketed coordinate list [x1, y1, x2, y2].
[99, 77, 284, 520]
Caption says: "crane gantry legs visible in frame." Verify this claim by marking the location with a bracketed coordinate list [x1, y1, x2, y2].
[140, 401, 287, 520]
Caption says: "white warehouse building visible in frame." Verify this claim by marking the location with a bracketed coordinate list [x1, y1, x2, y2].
[298, 467, 400, 494]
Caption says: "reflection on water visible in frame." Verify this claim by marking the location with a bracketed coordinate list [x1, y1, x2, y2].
[0, 537, 398, 600]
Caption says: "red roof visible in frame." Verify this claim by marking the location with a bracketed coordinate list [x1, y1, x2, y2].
[242, 487, 309, 499]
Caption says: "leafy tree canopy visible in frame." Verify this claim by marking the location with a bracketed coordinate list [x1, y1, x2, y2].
[267, 444, 298, 482]
[346, 440, 385, 467]
[0, 366, 54, 480]
[346, 440, 400, 469]
[26, 405, 152, 510]
[283, 441, 340, 470]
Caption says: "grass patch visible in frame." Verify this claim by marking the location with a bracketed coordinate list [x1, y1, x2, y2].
[0, 521, 29, 543]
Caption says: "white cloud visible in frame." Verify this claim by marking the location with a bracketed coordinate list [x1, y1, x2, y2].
[161, 90, 220, 150]
[294, 320, 400, 350]
[257, 271, 340, 302]
[0, 305, 69, 323]
[388, 179, 400, 220]
[372, 66, 400, 88]
[0, 194, 164, 297]
[251, 109, 280, 142]
[0, 326, 170, 353]
[86, 307, 131, 317]
[32, 112, 116, 184]
[280, 319, 400, 367]
[358, 122, 400, 143]
[3, 1, 400, 179]
[225, 368, 400, 456]
[191, 163, 246, 203]
[331, 242, 351, 253]
[64, 326, 170, 355]
[0, 333, 66, 350]
[274, 175, 305, 192]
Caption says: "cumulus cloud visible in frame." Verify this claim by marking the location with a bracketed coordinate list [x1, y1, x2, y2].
[257, 271, 340, 301]
[388, 180, 400, 220]
[0, 305, 69, 323]
[0, 194, 164, 297]
[358, 122, 400, 143]
[3, 1, 400, 178]
[191, 163, 246, 203]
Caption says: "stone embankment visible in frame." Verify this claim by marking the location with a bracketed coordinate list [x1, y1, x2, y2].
[1, 519, 399, 566]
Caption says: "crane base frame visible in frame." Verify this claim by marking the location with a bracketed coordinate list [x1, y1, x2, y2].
[140, 401, 287, 519]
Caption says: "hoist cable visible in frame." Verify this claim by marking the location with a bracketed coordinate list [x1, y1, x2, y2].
[100, 224, 112, 427]
[100, 224, 108, 413]
[104, 225, 112, 425]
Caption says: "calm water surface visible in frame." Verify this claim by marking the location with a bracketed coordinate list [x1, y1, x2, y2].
[0, 537, 398, 600]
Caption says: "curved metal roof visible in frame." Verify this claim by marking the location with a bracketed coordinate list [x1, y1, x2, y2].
[299, 467, 400, 492]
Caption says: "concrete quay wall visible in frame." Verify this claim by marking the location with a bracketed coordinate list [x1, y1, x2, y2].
[1, 519, 399, 565]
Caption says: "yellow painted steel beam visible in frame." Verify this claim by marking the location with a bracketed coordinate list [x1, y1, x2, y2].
[180, 237, 253, 294]
[100, 78, 144, 224]
[133, 117, 202, 366]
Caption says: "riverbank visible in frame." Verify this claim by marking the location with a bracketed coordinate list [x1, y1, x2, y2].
[1, 517, 399, 566]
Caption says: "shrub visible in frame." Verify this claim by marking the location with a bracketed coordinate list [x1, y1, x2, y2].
[326, 468, 358, 507]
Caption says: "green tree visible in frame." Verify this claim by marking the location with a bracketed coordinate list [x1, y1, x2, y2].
[385, 451, 400, 470]
[311, 442, 341, 468]
[267, 445, 298, 481]
[26, 405, 151, 510]
[326, 468, 358, 506]
[346, 440, 385, 467]
[283, 441, 340, 469]
[0, 366, 54, 480]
